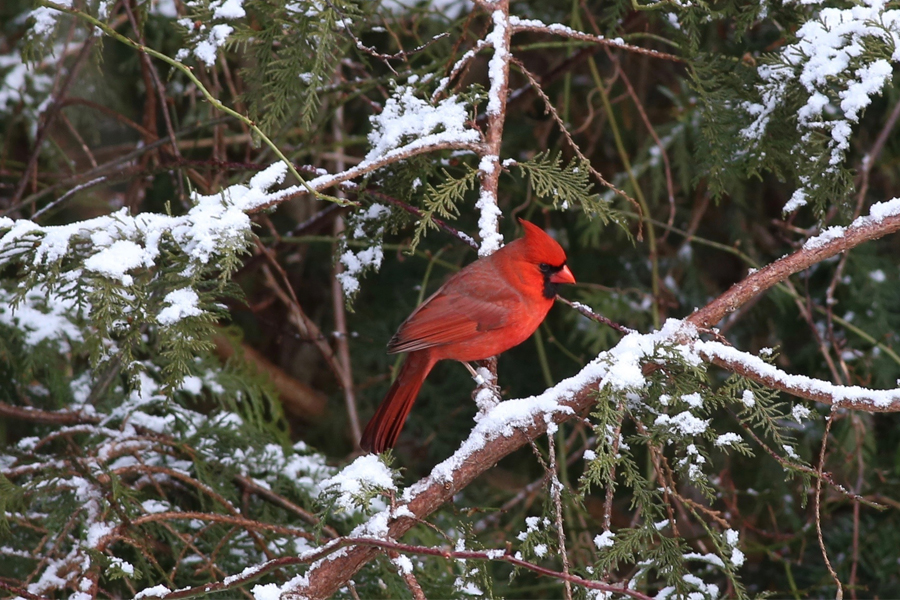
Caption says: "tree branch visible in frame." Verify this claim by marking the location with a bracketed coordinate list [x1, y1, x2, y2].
[281, 197, 900, 598]
[686, 201, 900, 329]
[508, 17, 682, 63]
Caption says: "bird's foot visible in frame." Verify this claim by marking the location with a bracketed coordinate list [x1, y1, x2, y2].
[463, 362, 486, 385]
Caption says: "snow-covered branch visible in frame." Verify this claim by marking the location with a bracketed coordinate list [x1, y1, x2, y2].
[250, 138, 484, 213]
[281, 321, 691, 599]
[696, 340, 900, 412]
[136, 535, 654, 600]
[473, 0, 511, 257]
[508, 16, 682, 63]
[687, 197, 900, 329]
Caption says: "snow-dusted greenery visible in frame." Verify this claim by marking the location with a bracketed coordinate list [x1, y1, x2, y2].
[2, 0, 900, 597]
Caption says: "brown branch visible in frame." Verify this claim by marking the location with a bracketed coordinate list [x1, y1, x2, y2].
[59, 111, 98, 169]
[467, 0, 513, 411]
[127, 511, 316, 540]
[60, 97, 156, 139]
[330, 99, 363, 447]
[564, 293, 900, 413]
[0, 581, 44, 600]
[686, 206, 900, 329]
[546, 432, 573, 600]
[148, 536, 652, 600]
[248, 140, 484, 213]
[10, 37, 96, 206]
[848, 413, 866, 600]
[366, 189, 479, 249]
[474, 0, 511, 250]
[509, 18, 682, 63]
[387, 548, 427, 600]
[815, 413, 844, 598]
[0, 401, 101, 425]
[697, 342, 900, 412]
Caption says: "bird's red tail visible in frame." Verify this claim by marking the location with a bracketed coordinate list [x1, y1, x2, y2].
[360, 352, 434, 453]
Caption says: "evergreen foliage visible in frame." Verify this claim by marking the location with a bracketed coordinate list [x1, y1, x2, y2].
[2, 0, 900, 597]
[410, 166, 477, 251]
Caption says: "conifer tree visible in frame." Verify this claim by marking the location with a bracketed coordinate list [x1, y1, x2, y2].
[2, 0, 900, 598]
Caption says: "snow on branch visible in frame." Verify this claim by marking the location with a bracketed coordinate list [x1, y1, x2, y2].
[508, 16, 682, 63]
[474, 0, 511, 256]
[0, 162, 288, 273]
[741, 1, 900, 212]
[687, 197, 900, 330]
[696, 340, 900, 412]
[249, 136, 484, 213]
[365, 85, 479, 162]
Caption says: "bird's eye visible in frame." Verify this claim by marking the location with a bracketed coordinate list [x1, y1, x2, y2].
[539, 263, 552, 273]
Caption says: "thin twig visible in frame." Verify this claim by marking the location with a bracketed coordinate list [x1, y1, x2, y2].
[31, 176, 107, 221]
[59, 111, 98, 169]
[10, 36, 95, 206]
[0, 400, 101, 425]
[815, 411, 843, 599]
[256, 245, 349, 386]
[152, 536, 654, 600]
[366, 188, 478, 249]
[848, 413, 866, 600]
[331, 93, 363, 447]
[556, 296, 632, 334]
[547, 431, 573, 600]
[510, 57, 642, 224]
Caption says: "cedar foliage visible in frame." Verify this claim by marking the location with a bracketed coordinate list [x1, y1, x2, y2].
[2, 0, 900, 598]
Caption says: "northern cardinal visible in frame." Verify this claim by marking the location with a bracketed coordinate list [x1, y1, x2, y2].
[360, 219, 576, 453]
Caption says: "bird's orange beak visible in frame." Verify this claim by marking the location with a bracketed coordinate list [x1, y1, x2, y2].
[550, 265, 576, 285]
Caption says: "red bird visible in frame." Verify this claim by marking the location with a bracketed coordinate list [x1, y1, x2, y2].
[360, 220, 576, 453]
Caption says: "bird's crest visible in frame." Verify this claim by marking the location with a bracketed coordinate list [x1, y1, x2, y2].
[517, 218, 567, 266]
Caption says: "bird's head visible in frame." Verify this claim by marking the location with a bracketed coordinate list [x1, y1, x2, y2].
[518, 219, 576, 298]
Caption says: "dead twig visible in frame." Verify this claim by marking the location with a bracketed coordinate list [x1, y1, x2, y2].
[815, 412, 844, 599]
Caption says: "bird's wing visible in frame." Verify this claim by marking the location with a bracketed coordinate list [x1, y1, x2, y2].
[387, 267, 520, 354]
